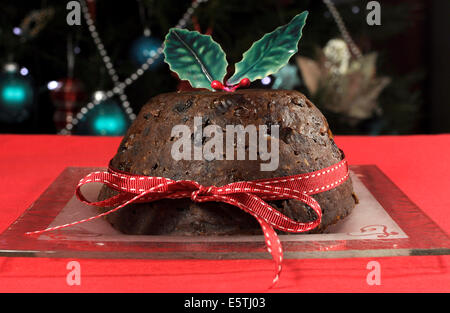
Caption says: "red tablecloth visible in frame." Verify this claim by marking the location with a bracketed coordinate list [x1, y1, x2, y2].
[0, 134, 449, 292]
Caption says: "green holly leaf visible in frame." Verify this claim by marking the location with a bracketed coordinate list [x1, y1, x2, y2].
[227, 11, 308, 86]
[163, 28, 228, 90]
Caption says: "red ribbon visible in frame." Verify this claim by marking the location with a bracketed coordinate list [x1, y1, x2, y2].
[26, 158, 349, 287]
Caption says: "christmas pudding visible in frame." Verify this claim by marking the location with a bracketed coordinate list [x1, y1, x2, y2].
[23, 11, 356, 287]
[98, 88, 356, 235]
[87, 11, 356, 236]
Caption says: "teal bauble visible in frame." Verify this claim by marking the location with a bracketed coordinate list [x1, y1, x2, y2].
[0, 63, 33, 123]
[129, 35, 164, 67]
[271, 63, 301, 90]
[76, 94, 130, 136]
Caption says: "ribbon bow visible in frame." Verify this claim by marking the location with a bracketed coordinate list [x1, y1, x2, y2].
[26, 158, 349, 287]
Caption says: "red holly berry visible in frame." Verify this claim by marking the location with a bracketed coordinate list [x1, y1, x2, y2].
[239, 78, 250, 87]
[211, 80, 224, 90]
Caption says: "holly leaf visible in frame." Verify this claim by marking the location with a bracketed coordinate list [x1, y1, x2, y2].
[227, 11, 308, 86]
[163, 28, 228, 90]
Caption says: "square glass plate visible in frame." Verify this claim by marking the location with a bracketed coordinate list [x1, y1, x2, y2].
[0, 165, 449, 259]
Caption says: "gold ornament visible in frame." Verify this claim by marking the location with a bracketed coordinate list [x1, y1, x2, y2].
[19, 8, 55, 41]
[297, 39, 390, 125]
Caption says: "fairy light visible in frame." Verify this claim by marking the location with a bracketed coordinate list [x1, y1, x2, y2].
[261, 76, 272, 85]
[47, 80, 60, 90]
[12, 27, 22, 36]
[59, 0, 209, 135]
[19, 67, 29, 76]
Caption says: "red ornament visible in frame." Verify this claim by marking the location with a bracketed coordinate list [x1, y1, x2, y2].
[192, 16, 213, 36]
[176, 80, 195, 92]
[86, 0, 96, 21]
[50, 78, 86, 132]
[171, 72, 196, 91]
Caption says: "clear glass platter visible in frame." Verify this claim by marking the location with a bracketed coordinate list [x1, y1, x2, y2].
[0, 165, 449, 259]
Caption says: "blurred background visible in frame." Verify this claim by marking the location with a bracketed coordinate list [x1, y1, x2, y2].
[0, 0, 448, 136]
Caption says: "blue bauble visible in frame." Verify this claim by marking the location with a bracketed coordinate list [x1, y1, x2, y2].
[0, 66, 33, 123]
[129, 35, 164, 67]
[76, 98, 130, 136]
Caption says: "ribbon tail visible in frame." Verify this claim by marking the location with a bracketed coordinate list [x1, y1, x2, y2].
[195, 192, 285, 287]
[25, 182, 173, 236]
[255, 217, 283, 288]
[25, 192, 143, 236]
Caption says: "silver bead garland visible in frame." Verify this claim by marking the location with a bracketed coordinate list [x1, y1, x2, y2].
[322, 0, 363, 59]
[60, 0, 209, 135]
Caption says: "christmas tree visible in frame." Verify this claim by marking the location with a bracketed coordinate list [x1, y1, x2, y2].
[0, 0, 428, 135]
